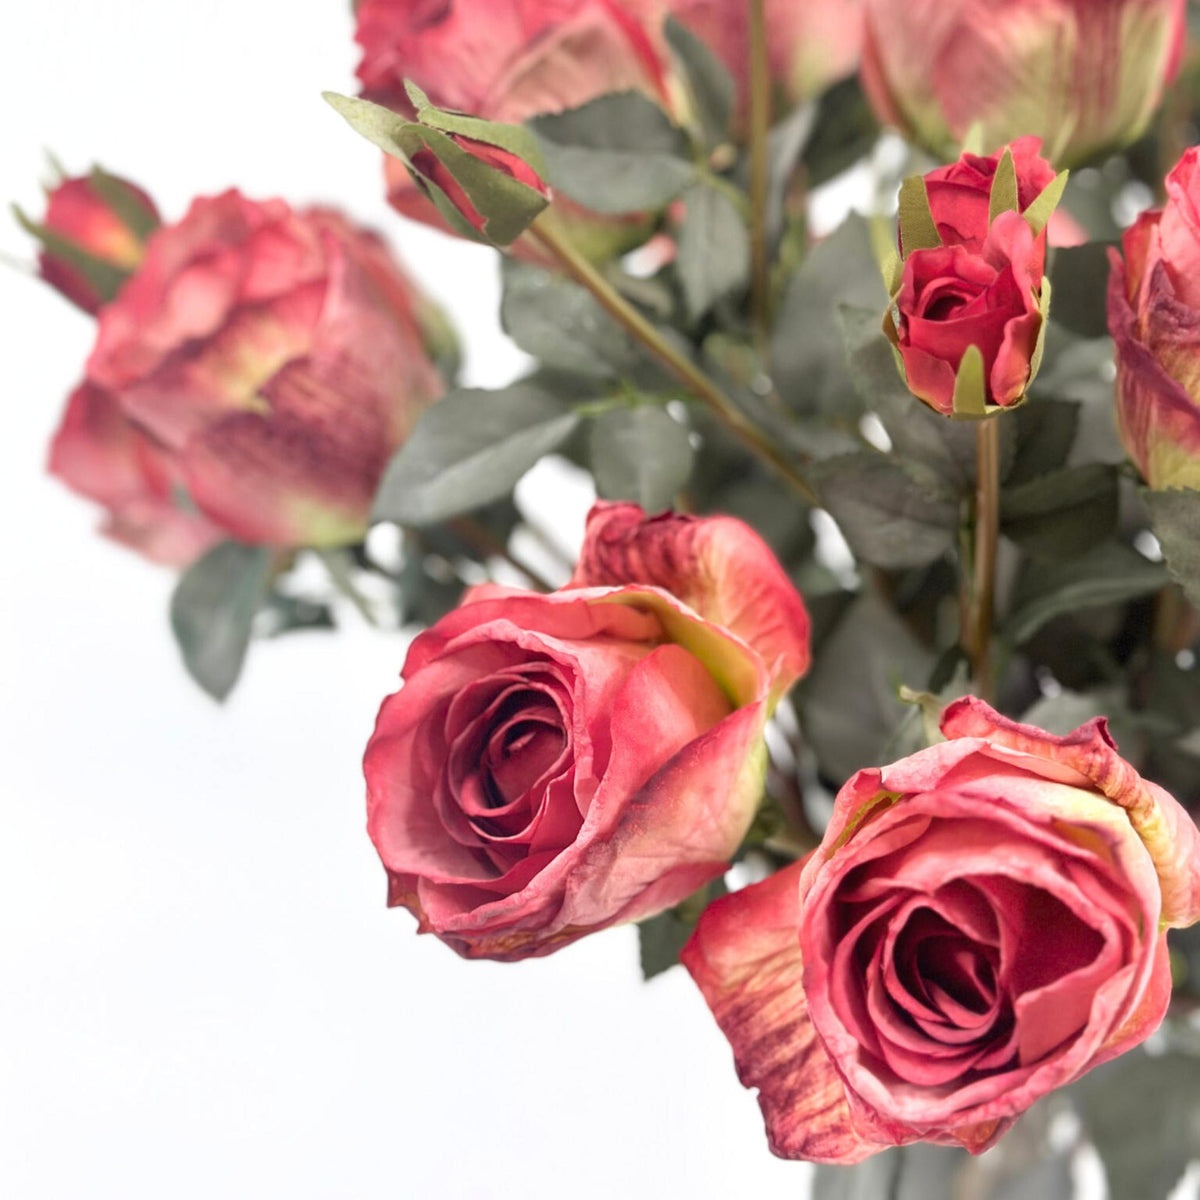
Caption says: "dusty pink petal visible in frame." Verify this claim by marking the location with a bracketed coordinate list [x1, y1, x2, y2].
[569, 502, 810, 703]
[941, 696, 1200, 927]
[681, 861, 876, 1164]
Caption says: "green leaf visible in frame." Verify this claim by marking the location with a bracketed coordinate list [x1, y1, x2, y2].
[1001, 463, 1119, 559]
[1144, 487, 1200, 608]
[528, 92, 694, 214]
[170, 542, 273, 701]
[1004, 540, 1168, 645]
[815, 455, 958, 569]
[373, 385, 579, 525]
[663, 16, 734, 148]
[589, 405, 694, 511]
[772, 213, 888, 415]
[801, 77, 878, 190]
[1075, 1051, 1200, 1200]
[1047, 242, 1114, 338]
[501, 260, 663, 380]
[1008, 397, 1079, 484]
[801, 593, 936, 786]
[675, 180, 750, 320]
[637, 878, 726, 981]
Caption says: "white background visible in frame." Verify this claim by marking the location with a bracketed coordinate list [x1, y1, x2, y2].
[0, 4, 813, 1197]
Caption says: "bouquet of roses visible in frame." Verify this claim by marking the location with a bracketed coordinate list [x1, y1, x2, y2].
[15, 0, 1200, 1194]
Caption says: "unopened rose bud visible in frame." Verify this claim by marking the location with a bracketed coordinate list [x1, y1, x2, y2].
[17, 167, 160, 314]
[861, 0, 1186, 168]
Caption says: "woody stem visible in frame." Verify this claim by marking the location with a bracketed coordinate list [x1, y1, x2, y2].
[525, 218, 818, 505]
[966, 418, 1001, 700]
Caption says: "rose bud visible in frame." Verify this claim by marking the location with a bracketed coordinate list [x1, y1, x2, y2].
[363, 501, 811, 961]
[1109, 146, 1200, 491]
[861, 0, 1186, 168]
[48, 381, 223, 567]
[883, 142, 1065, 417]
[683, 697, 1200, 1163]
[354, 0, 678, 260]
[660, 0, 866, 112]
[15, 167, 160, 314]
[83, 190, 449, 551]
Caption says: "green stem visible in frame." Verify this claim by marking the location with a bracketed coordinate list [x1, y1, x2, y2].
[526, 219, 818, 505]
[966, 419, 1001, 700]
[747, 0, 771, 345]
[447, 516, 554, 593]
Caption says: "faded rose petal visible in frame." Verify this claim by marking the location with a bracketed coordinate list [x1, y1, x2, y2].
[570, 502, 811, 703]
[681, 861, 873, 1164]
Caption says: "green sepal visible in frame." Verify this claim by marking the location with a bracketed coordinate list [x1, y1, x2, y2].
[323, 91, 548, 247]
[88, 166, 160, 241]
[1028, 273, 1053, 383]
[1022, 169, 1069, 237]
[960, 123, 986, 157]
[897, 175, 941, 254]
[12, 202, 130, 303]
[403, 80, 547, 175]
[951, 344, 988, 418]
[987, 147, 1019, 225]
[870, 214, 903, 295]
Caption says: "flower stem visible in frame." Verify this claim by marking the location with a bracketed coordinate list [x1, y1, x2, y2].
[447, 517, 555, 593]
[966, 418, 1001, 699]
[525, 218, 818, 505]
[748, 0, 771, 345]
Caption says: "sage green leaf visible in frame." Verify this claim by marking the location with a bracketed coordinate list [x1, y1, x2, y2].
[1004, 540, 1167, 645]
[637, 878, 726, 980]
[1047, 241, 1114, 337]
[1144, 487, 1200, 608]
[897, 175, 941, 252]
[675, 180, 750, 320]
[589, 405, 694, 511]
[663, 16, 734, 147]
[528, 92, 694, 214]
[988, 147, 1019, 224]
[402, 80, 546, 170]
[951, 345, 988, 418]
[1008, 397, 1079, 484]
[170, 542, 273, 702]
[1022, 171, 1069, 237]
[816, 455, 958, 569]
[373, 385, 579, 525]
[1001, 463, 1119, 559]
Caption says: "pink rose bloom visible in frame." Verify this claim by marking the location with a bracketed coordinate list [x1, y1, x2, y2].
[683, 698, 1200, 1163]
[1109, 146, 1200, 491]
[355, 0, 674, 259]
[32, 171, 160, 314]
[363, 502, 810, 960]
[861, 0, 1186, 167]
[48, 381, 223, 567]
[83, 190, 449, 551]
[658, 0, 865, 112]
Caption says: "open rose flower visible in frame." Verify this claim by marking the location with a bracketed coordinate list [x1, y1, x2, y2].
[884, 142, 1062, 417]
[48, 381, 223, 567]
[861, 0, 1186, 168]
[81, 189, 449, 551]
[683, 698, 1200, 1163]
[21, 169, 160, 314]
[355, 0, 676, 260]
[1109, 146, 1200, 491]
[363, 502, 810, 960]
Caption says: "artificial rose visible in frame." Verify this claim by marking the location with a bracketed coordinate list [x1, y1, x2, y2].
[83, 190, 449, 550]
[25, 169, 160, 314]
[48, 381, 223, 567]
[861, 0, 1186, 168]
[1109, 146, 1200, 491]
[657, 0, 865, 113]
[890, 210, 1044, 416]
[355, 0, 676, 261]
[363, 501, 810, 960]
[682, 698, 1200, 1163]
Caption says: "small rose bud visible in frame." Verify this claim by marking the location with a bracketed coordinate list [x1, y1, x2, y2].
[883, 139, 1065, 418]
[17, 167, 160, 314]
